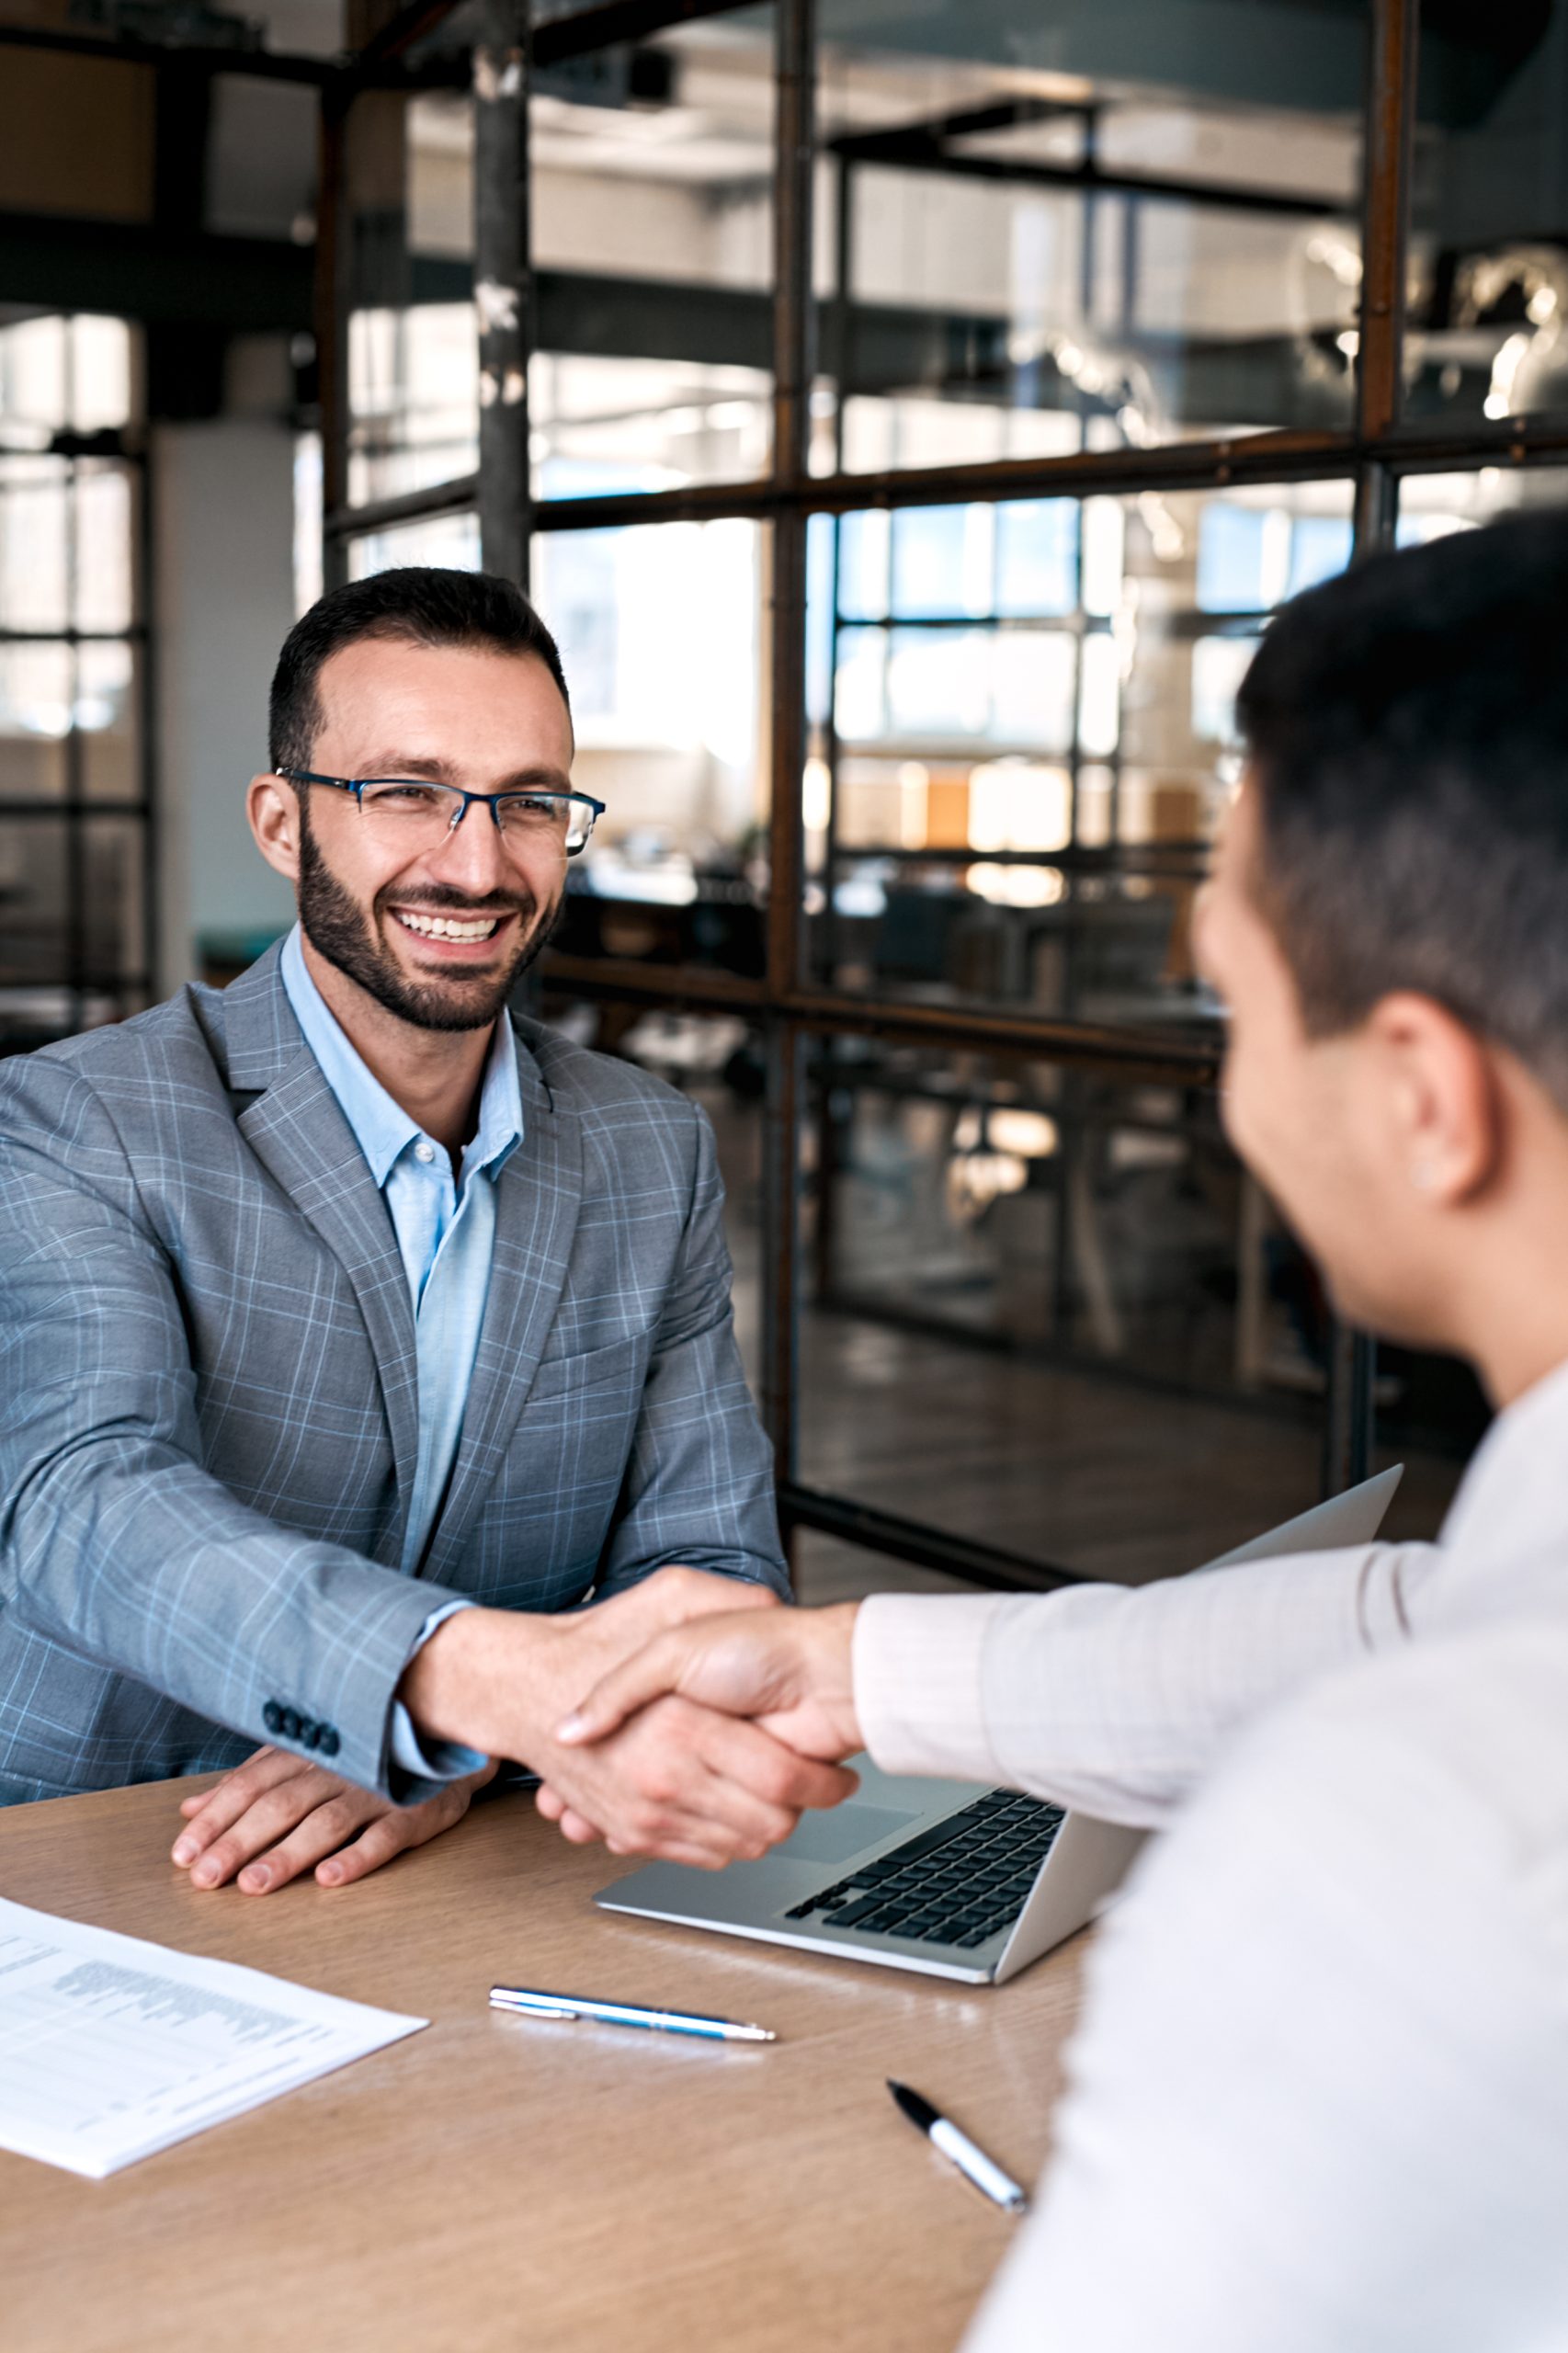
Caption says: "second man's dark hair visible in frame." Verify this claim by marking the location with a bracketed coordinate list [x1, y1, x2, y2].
[1236, 506, 1568, 1108]
[268, 566, 571, 778]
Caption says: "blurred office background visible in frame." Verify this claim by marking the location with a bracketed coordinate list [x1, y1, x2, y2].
[2, 0, 1564, 1605]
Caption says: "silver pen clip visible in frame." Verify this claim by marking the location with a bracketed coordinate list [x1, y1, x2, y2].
[490, 1992, 580, 2021]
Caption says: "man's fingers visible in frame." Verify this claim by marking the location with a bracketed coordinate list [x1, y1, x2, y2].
[233, 1794, 380, 1893]
[313, 1799, 457, 1888]
[695, 1713, 858, 1816]
[534, 1787, 608, 1844]
[171, 1747, 310, 1868]
[619, 1711, 801, 1855]
[554, 1630, 692, 1746]
[556, 1807, 602, 1843]
[188, 1781, 360, 1890]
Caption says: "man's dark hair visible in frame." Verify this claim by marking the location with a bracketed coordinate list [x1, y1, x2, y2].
[1236, 506, 1568, 1106]
[268, 566, 571, 777]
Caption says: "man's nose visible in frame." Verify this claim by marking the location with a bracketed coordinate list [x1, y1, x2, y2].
[426, 798, 512, 895]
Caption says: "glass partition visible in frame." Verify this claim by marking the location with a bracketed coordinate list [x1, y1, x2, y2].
[816, 1, 1368, 472]
[0, 313, 147, 1049]
[1407, 3, 1568, 429]
[537, 516, 769, 966]
[353, 17, 779, 510]
[806, 479, 1354, 1016]
[799, 1031, 1465, 1579]
[322, 0, 1510, 1594]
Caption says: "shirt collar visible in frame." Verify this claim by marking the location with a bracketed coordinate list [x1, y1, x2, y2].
[1438, 1349, 1568, 1571]
[279, 923, 523, 1191]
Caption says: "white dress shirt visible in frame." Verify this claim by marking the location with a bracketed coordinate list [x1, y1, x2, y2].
[852, 1360, 1568, 2351]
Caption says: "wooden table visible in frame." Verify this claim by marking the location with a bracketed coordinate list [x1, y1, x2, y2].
[0, 1775, 1089, 2353]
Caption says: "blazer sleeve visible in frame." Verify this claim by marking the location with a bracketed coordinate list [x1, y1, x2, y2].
[0, 1052, 446, 1800]
[594, 1097, 789, 1601]
[851, 1534, 1444, 1827]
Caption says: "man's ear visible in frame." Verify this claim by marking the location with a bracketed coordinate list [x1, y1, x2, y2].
[1367, 991, 1502, 1207]
[247, 773, 302, 885]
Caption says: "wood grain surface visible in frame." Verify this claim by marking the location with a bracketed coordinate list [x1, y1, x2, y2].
[0, 1774, 1088, 2353]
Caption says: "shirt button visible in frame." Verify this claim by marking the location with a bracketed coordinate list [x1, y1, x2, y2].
[414, 1141, 437, 1165]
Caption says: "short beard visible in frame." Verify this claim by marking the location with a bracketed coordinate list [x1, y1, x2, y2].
[295, 799, 562, 1032]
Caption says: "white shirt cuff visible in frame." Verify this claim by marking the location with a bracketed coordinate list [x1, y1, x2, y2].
[388, 1599, 489, 1796]
[852, 1593, 1008, 1783]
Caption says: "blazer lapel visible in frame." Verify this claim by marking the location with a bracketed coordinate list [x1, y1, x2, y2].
[422, 1029, 583, 1577]
[221, 946, 421, 1549]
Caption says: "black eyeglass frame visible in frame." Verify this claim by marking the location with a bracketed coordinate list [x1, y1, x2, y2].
[278, 768, 607, 854]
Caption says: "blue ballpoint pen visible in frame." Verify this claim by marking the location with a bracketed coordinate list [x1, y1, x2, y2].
[489, 1986, 777, 2042]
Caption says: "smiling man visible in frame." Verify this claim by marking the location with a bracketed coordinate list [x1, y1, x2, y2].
[0, 567, 851, 1885]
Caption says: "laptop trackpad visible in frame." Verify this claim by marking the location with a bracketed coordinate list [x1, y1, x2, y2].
[779, 1804, 921, 1867]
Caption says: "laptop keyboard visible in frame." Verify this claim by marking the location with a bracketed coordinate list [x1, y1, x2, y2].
[782, 1789, 1066, 1950]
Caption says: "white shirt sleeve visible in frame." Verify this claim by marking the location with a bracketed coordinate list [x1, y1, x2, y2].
[960, 1621, 1568, 2353]
[853, 1538, 1440, 1825]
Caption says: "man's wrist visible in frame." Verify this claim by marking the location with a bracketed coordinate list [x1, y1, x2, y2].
[397, 1606, 557, 1758]
[806, 1602, 864, 1750]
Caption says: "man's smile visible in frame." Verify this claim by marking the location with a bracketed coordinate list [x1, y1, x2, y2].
[390, 907, 507, 946]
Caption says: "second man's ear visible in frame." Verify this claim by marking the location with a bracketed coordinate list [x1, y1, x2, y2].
[1370, 990, 1502, 1210]
[246, 772, 302, 884]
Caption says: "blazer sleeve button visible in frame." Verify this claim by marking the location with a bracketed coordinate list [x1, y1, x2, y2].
[263, 1699, 283, 1736]
[318, 1727, 341, 1759]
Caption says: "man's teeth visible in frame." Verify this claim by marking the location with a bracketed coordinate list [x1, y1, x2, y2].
[395, 911, 501, 942]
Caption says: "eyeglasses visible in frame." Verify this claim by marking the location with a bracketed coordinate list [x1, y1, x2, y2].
[279, 770, 605, 856]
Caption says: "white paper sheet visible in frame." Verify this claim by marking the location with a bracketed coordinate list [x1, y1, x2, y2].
[0, 1895, 426, 2177]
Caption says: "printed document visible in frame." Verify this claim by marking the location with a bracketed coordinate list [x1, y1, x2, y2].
[0, 1895, 426, 2177]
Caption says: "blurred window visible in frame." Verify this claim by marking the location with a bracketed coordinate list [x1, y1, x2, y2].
[0, 316, 146, 1046]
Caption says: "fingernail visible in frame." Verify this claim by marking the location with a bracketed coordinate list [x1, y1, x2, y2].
[191, 1859, 219, 1888]
[555, 1713, 587, 1743]
[318, 1860, 342, 1885]
[239, 1865, 268, 1892]
[171, 1837, 197, 1866]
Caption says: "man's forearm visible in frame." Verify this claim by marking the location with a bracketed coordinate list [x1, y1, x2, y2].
[854, 1540, 1442, 1828]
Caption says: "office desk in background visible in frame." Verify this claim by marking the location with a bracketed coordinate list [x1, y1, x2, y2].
[1, 1775, 1088, 2353]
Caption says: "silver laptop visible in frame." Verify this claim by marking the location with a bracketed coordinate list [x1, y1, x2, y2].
[597, 1467, 1403, 1986]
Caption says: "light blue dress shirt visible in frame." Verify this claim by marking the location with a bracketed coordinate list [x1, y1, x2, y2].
[281, 926, 517, 1789]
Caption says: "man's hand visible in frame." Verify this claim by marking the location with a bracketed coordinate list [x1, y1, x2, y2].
[399, 1569, 858, 1870]
[171, 1748, 498, 1895]
[537, 1601, 864, 1847]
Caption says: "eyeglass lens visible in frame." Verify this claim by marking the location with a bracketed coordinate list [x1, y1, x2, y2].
[358, 779, 595, 852]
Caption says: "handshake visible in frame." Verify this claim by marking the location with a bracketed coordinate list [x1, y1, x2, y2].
[171, 1572, 865, 1899]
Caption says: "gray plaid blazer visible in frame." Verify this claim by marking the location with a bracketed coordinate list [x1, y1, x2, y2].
[0, 944, 786, 1805]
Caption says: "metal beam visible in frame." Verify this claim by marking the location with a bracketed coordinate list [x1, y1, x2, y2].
[326, 407, 1568, 546]
[1317, 0, 1421, 1498]
[758, 0, 815, 1495]
[348, 0, 759, 83]
[537, 952, 1224, 1085]
[316, 88, 351, 591]
[352, 0, 466, 74]
[0, 18, 338, 83]
[0, 0, 761, 93]
[778, 1483, 1086, 1595]
[830, 130, 1355, 223]
[473, 0, 532, 585]
[0, 210, 314, 329]
[1357, 0, 1419, 441]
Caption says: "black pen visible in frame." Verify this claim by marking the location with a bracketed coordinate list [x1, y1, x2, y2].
[887, 2079, 1028, 2214]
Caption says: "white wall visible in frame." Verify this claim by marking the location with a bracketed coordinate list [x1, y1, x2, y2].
[153, 418, 299, 993]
